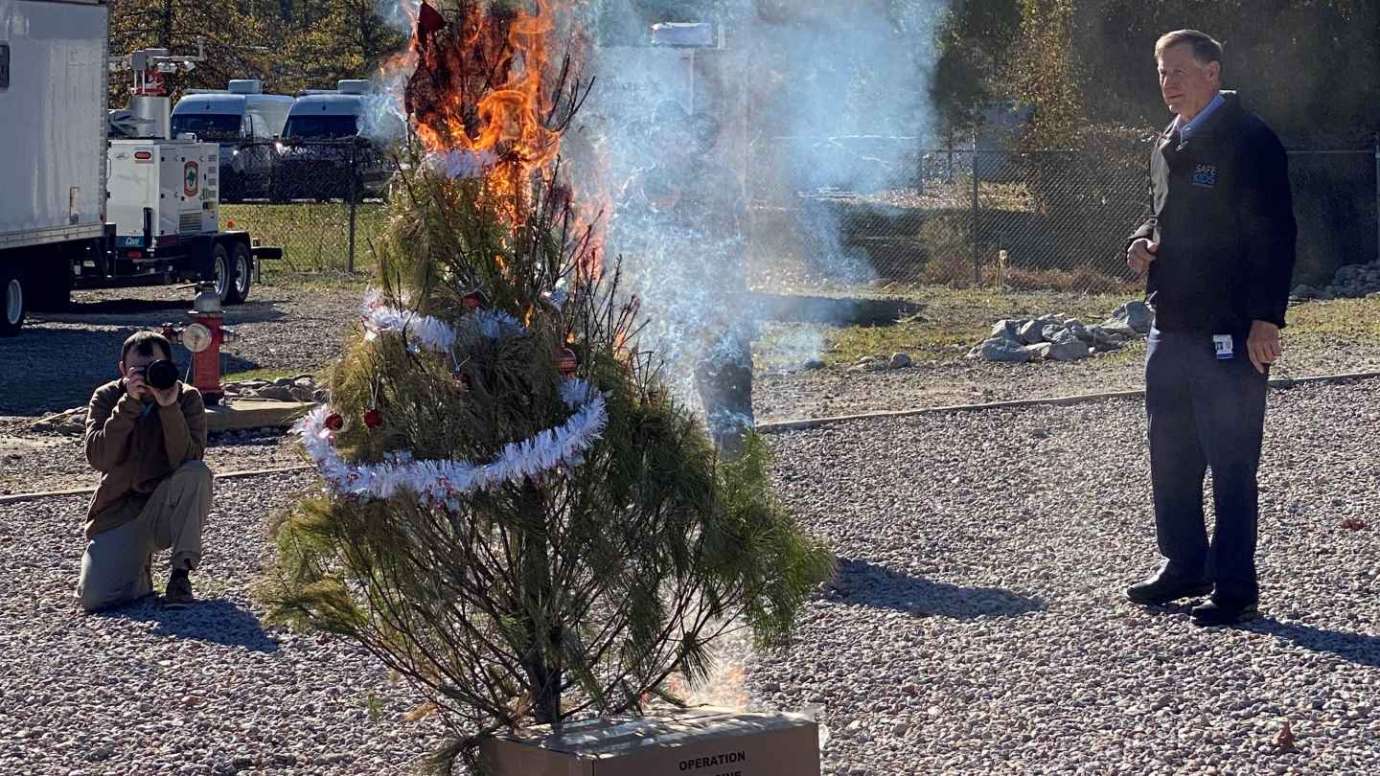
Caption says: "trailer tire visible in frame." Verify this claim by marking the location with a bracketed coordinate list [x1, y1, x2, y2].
[1, 265, 26, 337]
[210, 243, 233, 306]
[226, 242, 253, 305]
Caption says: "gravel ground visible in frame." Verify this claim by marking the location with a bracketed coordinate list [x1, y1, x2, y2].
[3, 378, 1377, 774]
[746, 377, 1380, 774]
[0, 282, 358, 416]
[0, 471, 447, 775]
[755, 334, 1380, 423]
[2, 281, 1376, 427]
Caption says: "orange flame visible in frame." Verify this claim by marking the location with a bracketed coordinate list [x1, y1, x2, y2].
[405, 1, 563, 219]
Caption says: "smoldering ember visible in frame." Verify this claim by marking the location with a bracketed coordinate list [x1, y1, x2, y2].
[3, 2, 1380, 775]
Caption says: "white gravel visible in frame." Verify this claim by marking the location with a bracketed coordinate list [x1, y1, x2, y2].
[749, 377, 1380, 774]
[3, 379, 1378, 774]
[0, 471, 446, 776]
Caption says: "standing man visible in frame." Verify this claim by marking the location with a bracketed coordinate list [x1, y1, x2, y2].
[79, 331, 212, 611]
[1124, 30, 1296, 626]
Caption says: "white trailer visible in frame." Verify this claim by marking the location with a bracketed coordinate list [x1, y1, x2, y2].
[0, 0, 280, 336]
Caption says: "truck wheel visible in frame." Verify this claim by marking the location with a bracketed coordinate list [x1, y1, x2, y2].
[0, 265, 26, 337]
[211, 243, 233, 306]
[226, 242, 253, 305]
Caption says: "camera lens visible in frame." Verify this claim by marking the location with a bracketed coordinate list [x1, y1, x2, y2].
[146, 359, 180, 391]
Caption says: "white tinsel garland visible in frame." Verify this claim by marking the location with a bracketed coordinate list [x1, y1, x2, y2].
[297, 378, 608, 507]
[361, 291, 526, 352]
[303, 293, 604, 505]
[423, 149, 500, 180]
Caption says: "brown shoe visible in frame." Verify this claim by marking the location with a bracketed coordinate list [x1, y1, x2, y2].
[163, 569, 194, 608]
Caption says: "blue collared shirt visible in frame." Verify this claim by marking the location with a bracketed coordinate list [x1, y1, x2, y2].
[1172, 92, 1225, 141]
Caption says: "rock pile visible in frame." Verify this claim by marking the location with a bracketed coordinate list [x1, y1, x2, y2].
[847, 352, 916, 373]
[225, 375, 325, 404]
[1292, 261, 1380, 301]
[969, 301, 1152, 364]
[23, 376, 327, 436]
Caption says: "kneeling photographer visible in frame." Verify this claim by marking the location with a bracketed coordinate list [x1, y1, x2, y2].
[78, 331, 211, 611]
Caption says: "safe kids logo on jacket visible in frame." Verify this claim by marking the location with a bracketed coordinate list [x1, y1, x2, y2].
[1192, 164, 1218, 189]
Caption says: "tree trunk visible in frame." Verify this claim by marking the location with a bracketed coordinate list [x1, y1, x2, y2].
[160, 0, 173, 48]
[518, 485, 561, 725]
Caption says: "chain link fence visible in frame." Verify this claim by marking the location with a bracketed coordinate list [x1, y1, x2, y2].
[213, 138, 393, 276]
[213, 134, 1380, 300]
[745, 138, 1380, 297]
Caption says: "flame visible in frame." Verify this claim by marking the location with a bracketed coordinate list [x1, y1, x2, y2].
[404, 0, 563, 221]
[384, 0, 607, 275]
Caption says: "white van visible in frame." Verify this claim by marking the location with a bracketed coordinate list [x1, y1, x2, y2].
[172, 80, 294, 200]
[272, 80, 395, 201]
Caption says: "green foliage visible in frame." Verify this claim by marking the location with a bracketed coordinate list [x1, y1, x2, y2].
[936, 0, 1380, 145]
[108, 0, 404, 103]
[1075, 0, 1380, 145]
[930, 0, 1023, 133]
[260, 42, 831, 760]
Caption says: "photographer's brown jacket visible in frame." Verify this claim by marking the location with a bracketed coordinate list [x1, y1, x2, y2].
[83, 381, 207, 538]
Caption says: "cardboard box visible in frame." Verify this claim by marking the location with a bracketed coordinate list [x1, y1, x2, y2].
[478, 707, 821, 776]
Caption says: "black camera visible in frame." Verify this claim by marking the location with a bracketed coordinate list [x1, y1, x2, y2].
[139, 359, 180, 391]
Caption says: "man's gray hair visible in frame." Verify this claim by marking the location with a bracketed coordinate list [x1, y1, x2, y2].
[1155, 29, 1223, 65]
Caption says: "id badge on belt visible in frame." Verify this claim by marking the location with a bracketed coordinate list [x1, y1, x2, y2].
[1213, 334, 1234, 361]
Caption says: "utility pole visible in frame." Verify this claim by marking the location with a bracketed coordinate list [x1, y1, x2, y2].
[160, 0, 174, 49]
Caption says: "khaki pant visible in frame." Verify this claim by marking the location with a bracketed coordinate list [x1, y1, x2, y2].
[76, 461, 212, 612]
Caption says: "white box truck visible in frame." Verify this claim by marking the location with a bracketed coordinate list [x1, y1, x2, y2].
[0, 0, 281, 336]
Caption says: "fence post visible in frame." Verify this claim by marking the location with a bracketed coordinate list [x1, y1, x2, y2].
[971, 133, 981, 286]
[347, 140, 359, 274]
[1374, 134, 1379, 264]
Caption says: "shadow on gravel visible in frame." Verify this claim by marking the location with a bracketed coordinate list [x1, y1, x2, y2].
[103, 598, 280, 653]
[0, 327, 260, 416]
[826, 558, 1045, 619]
[1247, 618, 1380, 668]
[44, 298, 289, 327]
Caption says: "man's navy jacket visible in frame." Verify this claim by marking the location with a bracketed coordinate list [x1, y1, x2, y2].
[1129, 91, 1297, 335]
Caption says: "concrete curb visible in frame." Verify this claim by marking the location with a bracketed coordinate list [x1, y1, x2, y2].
[0, 465, 314, 506]
[756, 370, 1380, 434]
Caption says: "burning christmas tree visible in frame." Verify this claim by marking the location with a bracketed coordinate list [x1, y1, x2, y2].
[264, 1, 832, 770]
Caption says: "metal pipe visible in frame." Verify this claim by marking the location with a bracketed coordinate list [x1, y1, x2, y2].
[971, 133, 980, 286]
[347, 141, 359, 274]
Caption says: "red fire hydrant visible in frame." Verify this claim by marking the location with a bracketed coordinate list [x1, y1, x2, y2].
[163, 284, 234, 407]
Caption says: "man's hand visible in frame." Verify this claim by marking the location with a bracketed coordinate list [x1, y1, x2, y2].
[151, 382, 181, 408]
[124, 370, 149, 401]
[1127, 238, 1159, 275]
[1247, 320, 1282, 375]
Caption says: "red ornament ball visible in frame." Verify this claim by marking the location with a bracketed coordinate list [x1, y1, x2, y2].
[363, 409, 384, 429]
[324, 413, 345, 431]
[461, 290, 489, 311]
[555, 347, 578, 377]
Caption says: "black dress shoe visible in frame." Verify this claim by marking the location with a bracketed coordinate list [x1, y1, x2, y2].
[1190, 598, 1258, 627]
[1126, 573, 1212, 605]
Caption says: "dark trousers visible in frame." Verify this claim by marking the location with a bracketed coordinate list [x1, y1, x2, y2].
[1146, 328, 1268, 602]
